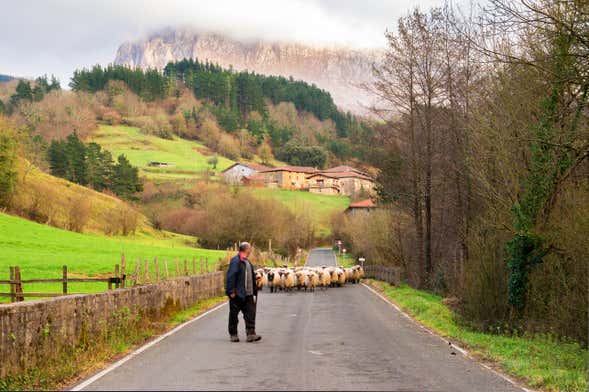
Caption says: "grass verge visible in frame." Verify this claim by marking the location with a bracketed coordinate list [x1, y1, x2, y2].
[365, 280, 588, 392]
[0, 295, 227, 391]
[337, 253, 355, 267]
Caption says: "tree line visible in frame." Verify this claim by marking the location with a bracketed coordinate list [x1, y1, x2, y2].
[69, 65, 167, 102]
[338, 0, 588, 346]
[0, 76, 61, 115]
[163, 58, 356, 135]
[47, 132, 143, 199]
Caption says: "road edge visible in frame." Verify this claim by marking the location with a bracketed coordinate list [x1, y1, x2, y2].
[361, 282, 534, 392]
[69, 301, 228, 391]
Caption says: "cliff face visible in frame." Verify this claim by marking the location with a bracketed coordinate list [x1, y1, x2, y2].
[114, 30, 382, 113]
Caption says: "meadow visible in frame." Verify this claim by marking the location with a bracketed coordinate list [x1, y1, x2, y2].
[0, 213, 227, 300]
[249, 188, 350, 236]
[90, 125, 235, 181]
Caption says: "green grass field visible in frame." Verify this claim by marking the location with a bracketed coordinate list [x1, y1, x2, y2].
[249, 188, 349, 236]
[90, 125, 235, 181]
[0, 213, 227, 300]
[368, 280, 588, 392]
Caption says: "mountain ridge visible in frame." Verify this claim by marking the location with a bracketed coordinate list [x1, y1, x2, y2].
[114, 29, 382, 113]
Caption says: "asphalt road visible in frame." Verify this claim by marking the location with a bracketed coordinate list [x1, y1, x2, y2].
[77, 248, 523, 391]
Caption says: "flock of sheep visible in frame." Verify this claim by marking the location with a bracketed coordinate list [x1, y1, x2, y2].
[255, 265, 365, 292]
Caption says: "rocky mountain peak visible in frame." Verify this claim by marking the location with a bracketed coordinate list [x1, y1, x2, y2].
[114, 29, 382, 114]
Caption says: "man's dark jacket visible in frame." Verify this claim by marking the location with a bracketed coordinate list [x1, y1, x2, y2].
[225, 254, 257, 299]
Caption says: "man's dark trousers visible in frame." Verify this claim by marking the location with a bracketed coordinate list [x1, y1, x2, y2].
[228, 295, 256, 336]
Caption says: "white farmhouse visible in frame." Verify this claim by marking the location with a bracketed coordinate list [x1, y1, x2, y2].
[221, 162, 270, 185]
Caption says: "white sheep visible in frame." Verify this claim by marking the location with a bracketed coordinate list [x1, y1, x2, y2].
[255, 269, 267, 289]
[308, 271, 319, 292]
[318, 269, 331, 288]
[295, 270, 310, 291]
[283, 270, 296, 291]
[266, 269, 280, 293]
[335, 267, 346, 286]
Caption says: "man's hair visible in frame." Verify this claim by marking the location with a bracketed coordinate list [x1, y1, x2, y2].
[239, 242, 251, 252]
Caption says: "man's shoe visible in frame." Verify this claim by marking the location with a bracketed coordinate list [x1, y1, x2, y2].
[230, 335, 240, 342]
[246, 334, 262, 342]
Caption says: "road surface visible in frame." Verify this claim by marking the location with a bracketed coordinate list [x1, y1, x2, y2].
[76, 248, 523, 391]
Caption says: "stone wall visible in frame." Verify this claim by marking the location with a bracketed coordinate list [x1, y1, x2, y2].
[0, 272, 224, 378]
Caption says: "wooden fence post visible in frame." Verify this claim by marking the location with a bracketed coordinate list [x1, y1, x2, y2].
[15, 266, 23, 301]
[9, 266, 15, 303]
[121, 254, 127, 288]
[62, 265, 68, 295]
[184, 259, 188, 276]
[164, 259, 169, 280]
[199, 257, 204, 274]
[143, 259, 150, 283]
[175, 258, 180, 276]
[154, 258, 159, 282]
[133, 259, 140, 286]
[192, 257, 196, 275]
[114, 264, 120, 289]
[205, 258, 209, 273]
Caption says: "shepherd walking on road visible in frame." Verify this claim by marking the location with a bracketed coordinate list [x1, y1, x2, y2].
[225, 242, 261, 343]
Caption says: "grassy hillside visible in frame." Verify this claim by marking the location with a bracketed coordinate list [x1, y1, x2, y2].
[13, 161, 154, 235]
[90, 125, 235, 181]
[249, 188, 349, 236]
[0, 213, 227, 301]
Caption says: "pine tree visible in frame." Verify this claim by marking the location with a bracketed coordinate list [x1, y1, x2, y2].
[10, 80, 33, 106]
[47, 139, 68, 178]
[0, 119, 18, 208]
[111, 155, 143, 199]
[65, 131, 88, 185]
[86, 142, 113, 191]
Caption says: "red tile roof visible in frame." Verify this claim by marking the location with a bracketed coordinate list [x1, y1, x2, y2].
[260, 165, 317, 174]
[247, 163, 272, 171]
[348, 199, 377, 208]
[309, 171, 373, 181]
[323, 165, 369, 176]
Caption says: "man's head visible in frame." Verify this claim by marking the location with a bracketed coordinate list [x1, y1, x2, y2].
[239, 242, 252, 258]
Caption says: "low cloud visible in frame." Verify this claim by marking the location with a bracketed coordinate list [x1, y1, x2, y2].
[1, 0, 444, 85]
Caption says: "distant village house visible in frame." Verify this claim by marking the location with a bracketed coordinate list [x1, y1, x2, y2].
[307, 171, 374, 196]
[221, 162, 270, 185]
[257, 166, 318, 190]
[345, 199, 377, 215]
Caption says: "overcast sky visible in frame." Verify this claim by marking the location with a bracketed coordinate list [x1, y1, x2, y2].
[2, 0, 444, 86]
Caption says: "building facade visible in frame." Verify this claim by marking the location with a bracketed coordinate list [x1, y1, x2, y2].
[221, 163, 270, 185]
[306, 171, 375, 196]
[258, 166, 317, 189]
